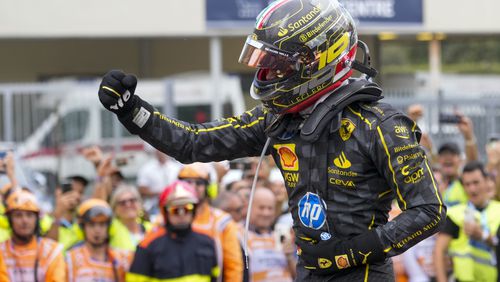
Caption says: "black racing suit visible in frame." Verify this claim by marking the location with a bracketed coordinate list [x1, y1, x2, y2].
[118, 84, 446, 281]
[127, 227, 219, 281]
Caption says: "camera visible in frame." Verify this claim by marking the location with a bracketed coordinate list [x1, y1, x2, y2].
[114, 157, 130, 167]
[439, 113, 462, 124]
[60, 182, 73, 194]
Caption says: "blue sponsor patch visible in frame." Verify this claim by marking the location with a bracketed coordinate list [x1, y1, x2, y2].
[320, 232, 332, 241]
[298, 192, 327, 230]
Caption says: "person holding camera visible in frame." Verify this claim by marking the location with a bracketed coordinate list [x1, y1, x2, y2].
[437, 113, 479, 208]
[46, 178, 85, 250]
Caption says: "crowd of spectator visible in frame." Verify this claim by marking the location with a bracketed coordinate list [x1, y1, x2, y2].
[0, 142, 297, 281]
[390, 104, 500, 282]
[0, 103, 499, 281]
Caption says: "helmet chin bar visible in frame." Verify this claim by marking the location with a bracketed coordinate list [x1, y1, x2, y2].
[350, 41, 378, 79]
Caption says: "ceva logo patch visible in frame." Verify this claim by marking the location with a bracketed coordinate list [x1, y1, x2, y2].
[298, 192, 327, 230]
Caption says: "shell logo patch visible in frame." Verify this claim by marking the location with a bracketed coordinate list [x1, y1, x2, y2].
[335, 254, 350, 269]
[274, 144, 299, 171]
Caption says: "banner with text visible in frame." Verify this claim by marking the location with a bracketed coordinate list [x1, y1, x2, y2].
[206, 0, 422, 28]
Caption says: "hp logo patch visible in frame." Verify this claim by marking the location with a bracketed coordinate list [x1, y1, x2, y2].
[298, 192, 326, 230]
[320, 232, 331, 241]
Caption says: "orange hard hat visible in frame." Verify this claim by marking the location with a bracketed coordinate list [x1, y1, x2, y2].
[178, 163, 210, 181]
[6, 190, 40, 213]
[77, 199, 112, 224]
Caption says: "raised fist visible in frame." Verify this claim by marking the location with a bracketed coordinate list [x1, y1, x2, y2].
[98, 70, 138, 116]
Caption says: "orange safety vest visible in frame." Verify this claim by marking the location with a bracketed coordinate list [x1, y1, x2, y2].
[192, 203, 243, 282]
[246, 229, 293, 282]
[0, 250, 8, 282]
[66, 243, 132, 282]
[0, 237, 66, 282]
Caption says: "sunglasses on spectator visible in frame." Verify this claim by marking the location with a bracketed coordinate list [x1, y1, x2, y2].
[226, 206, 243, 213]
[181, 179, 208, 186]
[167, 203, 195, 216]
[117, 198, 138, 207]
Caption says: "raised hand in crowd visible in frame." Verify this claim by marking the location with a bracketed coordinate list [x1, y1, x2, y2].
[485, 138, 500, 200]
[81, 145, 104, 167]
[45, 185, 82, 242]
[0, 152, 17, 189]
[406, 104, 433, 155]
[456, 113, 479, 161]
[407, 104, 424, 122]
[52, 188, 81, 220]
[92, 155, 116, 201]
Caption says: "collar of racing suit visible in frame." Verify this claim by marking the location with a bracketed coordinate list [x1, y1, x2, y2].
[265, 78, 382, 142]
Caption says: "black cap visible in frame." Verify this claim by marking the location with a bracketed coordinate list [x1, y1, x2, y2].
[488, 133, 500, 143]
[438, 142, 461, 155]
[68, 175, 89, 187]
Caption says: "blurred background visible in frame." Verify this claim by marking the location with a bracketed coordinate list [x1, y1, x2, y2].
[1, 0, 500, 197]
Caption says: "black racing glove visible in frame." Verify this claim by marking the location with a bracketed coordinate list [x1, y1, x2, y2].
[295, 228, 386, 275]
[98, 70, 138, 117]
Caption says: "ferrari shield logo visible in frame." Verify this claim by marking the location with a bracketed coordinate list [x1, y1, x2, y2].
[318, 258, 332, 269]
[340, 118, 356, 141]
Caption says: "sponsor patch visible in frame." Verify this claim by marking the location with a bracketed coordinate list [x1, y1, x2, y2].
[340, 118, 356, 141]
[318, 258, 333, 269]
[298, 192, 326, 230]
[394, 142, 419, 153]
[333, 151, 351, 169]
[132, 107, 151, 128]
[402, 165, 425, 184]
[278, 4, 322, 37]
[320, 232, 331, 241]
[329, 177, 355, 188]
[394, 125, 410, 139]
[274, 144, 299, 171]
[335, 255, 350, 269]
[397, 151, 425, 164]
[328, 167, 358, 177]
[283, 172, 299, 188]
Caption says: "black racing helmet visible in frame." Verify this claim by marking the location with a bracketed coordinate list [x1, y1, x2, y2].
[239, 0, 358, 114]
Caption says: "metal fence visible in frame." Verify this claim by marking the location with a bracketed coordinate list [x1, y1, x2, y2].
[0, 83, 57, 143]
[384, 90, 500, 160]
[1, 82, 500, 161]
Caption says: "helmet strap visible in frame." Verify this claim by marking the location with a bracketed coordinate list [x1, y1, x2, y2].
[351, 41, 378, 79]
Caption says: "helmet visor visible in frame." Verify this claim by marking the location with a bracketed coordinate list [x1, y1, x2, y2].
[239, 36, 297, 71]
